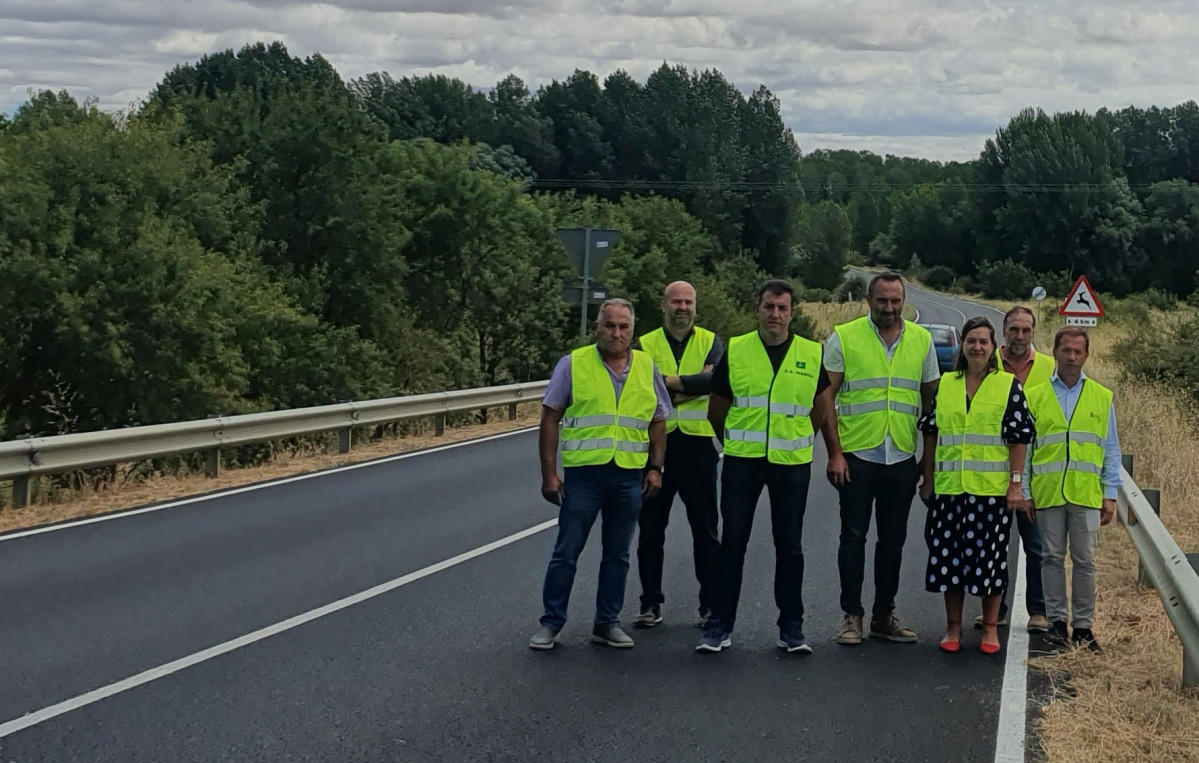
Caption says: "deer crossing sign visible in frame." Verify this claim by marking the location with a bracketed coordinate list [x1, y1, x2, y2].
[1059, 275, 1105, 326]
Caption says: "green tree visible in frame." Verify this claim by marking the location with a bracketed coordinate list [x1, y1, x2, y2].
[792, 201, 851, 289]
[0, 95, 388, 436]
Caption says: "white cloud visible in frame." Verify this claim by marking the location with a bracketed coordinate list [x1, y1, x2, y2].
[2, 0, 1198, 159]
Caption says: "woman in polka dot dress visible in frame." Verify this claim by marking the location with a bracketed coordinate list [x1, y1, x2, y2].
[917, 317, 1035, 655]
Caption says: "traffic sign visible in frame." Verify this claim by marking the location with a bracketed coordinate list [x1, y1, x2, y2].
[1059, 275, 1105, 317]
[556, 228, 620, 277]
[1032, 285, 1047, 301]
[1066, 316, 1098, 327]
[562, 282, 609, 304]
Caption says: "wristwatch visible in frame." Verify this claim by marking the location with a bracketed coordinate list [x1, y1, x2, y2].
[1010, 472, 1023, 484]
[646, 463, 664, 474]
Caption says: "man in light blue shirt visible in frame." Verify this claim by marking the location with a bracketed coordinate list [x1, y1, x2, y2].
[1022, 328, 1121, 653]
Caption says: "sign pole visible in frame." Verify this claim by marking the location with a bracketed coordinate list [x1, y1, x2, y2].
[579, 228, 592, 342]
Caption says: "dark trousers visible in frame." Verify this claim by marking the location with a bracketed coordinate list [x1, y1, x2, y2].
[837, 454, 917, 619]
[709, 456, 810, 631]
[540, 464, 642, 629]
[1000, 509, 1046, 618]
[636, 430, 720, 612]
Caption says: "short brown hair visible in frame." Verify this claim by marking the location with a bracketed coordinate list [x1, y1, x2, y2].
[756, 279, 795, 306]
[868, 272, 905, 298]
[1053, 326, 1090, 352]
[1003, 305, 1036, 328]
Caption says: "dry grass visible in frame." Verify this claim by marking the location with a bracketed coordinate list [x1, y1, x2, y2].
[1028, 313, 1199, 762]
[0, 404, 541, 535]
[800, 301, 868, 340]
[799, 301, 917, 341]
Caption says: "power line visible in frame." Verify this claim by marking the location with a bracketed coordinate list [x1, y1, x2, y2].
[528, 178, 1167, 193]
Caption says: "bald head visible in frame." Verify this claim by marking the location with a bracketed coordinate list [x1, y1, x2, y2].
[661, 281, 697, 337]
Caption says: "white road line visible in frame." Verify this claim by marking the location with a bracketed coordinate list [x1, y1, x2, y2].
[0, 517, 558, 738]
[0, 426, 538, 543]
[994, 548, 1030, 763]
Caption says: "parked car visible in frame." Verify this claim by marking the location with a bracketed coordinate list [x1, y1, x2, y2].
[923, 323, 961, 372]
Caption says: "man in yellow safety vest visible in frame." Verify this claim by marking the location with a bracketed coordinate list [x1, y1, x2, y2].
[632, 281, 724, 628]
[1023, 326, 1122, 653]
[529, 299, 671, 651]
[822, 272, 940, 646]
[696, 280, 831, 654]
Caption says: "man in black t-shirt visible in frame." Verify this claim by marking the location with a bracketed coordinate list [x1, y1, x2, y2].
[697, 280, 832, 654]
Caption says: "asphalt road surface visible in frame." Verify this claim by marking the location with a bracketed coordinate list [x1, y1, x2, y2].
[0, 288, 1024, 762]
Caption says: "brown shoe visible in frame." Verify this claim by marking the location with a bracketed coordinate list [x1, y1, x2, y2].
[1027, 614, 1050, 633]
[870, 613, 917, 643]
[837, 613, 864, 645]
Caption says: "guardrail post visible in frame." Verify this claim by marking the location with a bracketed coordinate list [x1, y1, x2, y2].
[338, 427, 352, 454]
[508, 403, 518, 421]
[1137, 488, 1163, 589]
[479, 408, 489, 424]
[12, 476, 32, 509]
[1122, 454, 1134, 477]
[435, 414, 445, 436]
[205, 448, 221, 479]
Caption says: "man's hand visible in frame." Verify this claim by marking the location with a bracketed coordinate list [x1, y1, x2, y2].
[826, 451, 850, 487]
[541, 474, 564, 506]
[642, 469, 662, 497]
[1101, 498, 1117, 526]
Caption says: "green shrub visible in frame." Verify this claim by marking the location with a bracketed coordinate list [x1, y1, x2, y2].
[835, 275, 868, 303]
[803, 287, 834, 303]
[975, 259, 1036, 300]
[922, 265, 956, 290]
[1132, 287, 1180, 312]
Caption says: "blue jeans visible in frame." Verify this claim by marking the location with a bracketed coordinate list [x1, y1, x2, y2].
[1000, 509, 1046, 618]
[540, 463, 643, 629]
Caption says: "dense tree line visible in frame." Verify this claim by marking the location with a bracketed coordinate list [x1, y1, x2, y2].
[5, 40, 1199, 439]
[0, 43, 781, 438]
[802, 105, 1199, 301]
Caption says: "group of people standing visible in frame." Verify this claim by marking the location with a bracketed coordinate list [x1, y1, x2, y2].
[528, 272, 1121, 658]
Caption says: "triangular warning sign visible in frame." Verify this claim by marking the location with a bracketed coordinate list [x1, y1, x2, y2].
[1059, 275, 1105, 316]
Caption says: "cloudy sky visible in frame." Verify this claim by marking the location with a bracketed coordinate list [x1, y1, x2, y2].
[2, 0, 1197, 161]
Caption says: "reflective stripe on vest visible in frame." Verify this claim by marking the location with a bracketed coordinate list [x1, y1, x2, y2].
[1026, 378, 1112, 509]
[834, 317, 930, 455]
[723, 332, 822, 465]
[639, 326, 716, 437]
[933, 370, 1015, 497]
[561, 346, 657, 469]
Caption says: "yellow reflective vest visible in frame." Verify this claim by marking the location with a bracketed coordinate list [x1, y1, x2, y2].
[834, 317, 931, 455]
[933, 370, 1015, 497]
[560, 346, 657, 469]
[997, 347, 1054, 390]
[723, 332, 823, 465]
[1026, 377, 1112, 510]
[639, 326, 716, 438]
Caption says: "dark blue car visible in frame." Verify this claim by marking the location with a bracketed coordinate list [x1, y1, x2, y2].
[924, 323, 961, 372]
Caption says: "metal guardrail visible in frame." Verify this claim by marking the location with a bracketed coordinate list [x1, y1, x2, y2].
[1117, 464, 1199, 687]
[0, 381, 548, 508]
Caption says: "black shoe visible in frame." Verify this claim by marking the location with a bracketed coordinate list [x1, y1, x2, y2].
[1044, 621, 1070, 648]
[1071, 628, 1103, 654]
[632, 604, 663, 629]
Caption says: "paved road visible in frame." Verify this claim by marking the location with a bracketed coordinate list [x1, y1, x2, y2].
[0, 288, 1024, 762]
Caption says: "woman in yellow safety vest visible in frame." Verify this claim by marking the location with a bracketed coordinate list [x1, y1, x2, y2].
[918, 317, 1036, 655]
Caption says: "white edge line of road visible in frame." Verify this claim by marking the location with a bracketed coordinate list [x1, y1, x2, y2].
[994, 543, 1030, 763]
[0, 517, 559, 739]
[0, 426, 539, 544]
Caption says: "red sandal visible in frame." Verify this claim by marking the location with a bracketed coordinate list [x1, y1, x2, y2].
[940, 620, 962, 653]
[979, 621, 1002, 654]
